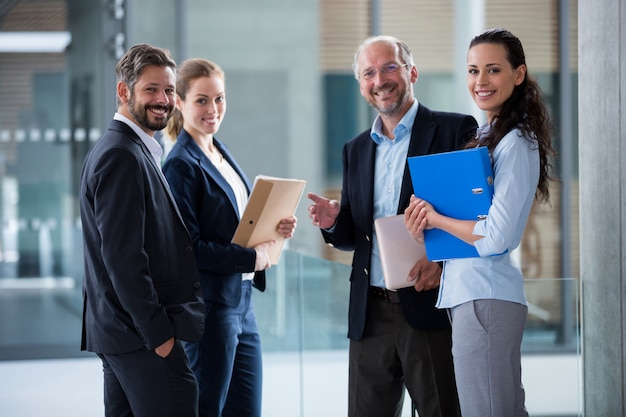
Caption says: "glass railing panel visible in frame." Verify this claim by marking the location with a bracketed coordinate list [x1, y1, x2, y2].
[523, 277, 581, 417]
[523, 277, 580, 352]
[0, 284, 84, 360]
[0, 247, 581, 417]
[256, 250, 350, 354]
[256, 250, 351, 417]
[260, 252, 581, 417]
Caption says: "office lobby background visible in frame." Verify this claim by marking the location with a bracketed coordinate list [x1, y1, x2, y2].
[0, 0, 600, 416]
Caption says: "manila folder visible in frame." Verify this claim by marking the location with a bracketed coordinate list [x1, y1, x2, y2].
[232, 176, 306, 264]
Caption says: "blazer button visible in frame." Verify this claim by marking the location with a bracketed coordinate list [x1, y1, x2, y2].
[185, 246, 193, 253]
[365, 235, 370, 242]
[193, 281, 201, 289]
[363, 268, 368, 275]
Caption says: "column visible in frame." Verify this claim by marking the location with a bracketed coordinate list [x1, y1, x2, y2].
[579, 0, 626, 414]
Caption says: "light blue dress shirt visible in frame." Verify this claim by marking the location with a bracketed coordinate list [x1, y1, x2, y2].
[436, 123, 540, 308]
[369, 99, 418, 288]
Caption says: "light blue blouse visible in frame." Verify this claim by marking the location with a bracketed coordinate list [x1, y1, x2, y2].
[436, 124, 540, 309]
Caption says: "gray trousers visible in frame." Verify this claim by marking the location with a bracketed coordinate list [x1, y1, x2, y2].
[449, 299, 529, 417]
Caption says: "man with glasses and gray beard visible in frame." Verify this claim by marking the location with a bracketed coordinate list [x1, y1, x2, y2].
[79, 44, 204, 417]
[307, 36, 477, 417]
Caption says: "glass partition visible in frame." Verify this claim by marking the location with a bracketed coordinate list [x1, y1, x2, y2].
[521, 278, 581, 416]
[258, 251, 581, 417]
[0, 249, 580, 417]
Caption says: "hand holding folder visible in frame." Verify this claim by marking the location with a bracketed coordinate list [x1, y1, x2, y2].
[232, 175, 306, 264]
[407, 147, 494, 261]
[374, 214, 426, 290]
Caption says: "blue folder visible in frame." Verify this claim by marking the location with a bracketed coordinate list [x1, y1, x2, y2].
[407, 146, 494, 261]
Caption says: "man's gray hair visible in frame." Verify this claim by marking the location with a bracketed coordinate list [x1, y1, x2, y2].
[352, 35, 415, 80]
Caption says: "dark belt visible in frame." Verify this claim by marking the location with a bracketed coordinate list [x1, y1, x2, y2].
[369, 286, 400, 303]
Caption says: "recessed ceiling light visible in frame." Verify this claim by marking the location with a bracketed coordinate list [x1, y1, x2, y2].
[0, 32, 72, 53]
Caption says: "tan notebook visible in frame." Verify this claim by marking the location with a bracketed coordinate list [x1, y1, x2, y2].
[232, 175, 306, 264]
[374, 214, 427, 290]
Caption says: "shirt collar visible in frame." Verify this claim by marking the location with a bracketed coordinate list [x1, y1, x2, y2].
[114, 112, 163, 162]
[475, 121, 493, 143]
[370, 99, 419, 145]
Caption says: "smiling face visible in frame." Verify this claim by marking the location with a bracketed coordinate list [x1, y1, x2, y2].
[356, 40, 418, 120]
[467, 42, 526, 123]
[119, 64, 176, 135]
[177, 75, 226, 139]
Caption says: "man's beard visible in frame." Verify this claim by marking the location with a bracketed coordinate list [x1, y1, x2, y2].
[369, 83, 410, 117]
[373, 98, 402, 117]
[127, 94, 173, 131]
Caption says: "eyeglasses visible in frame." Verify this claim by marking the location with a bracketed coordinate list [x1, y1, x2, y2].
[360, 63, 408, 80]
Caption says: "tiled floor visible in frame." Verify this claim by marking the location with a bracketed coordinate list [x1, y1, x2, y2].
[0, 352, 582, 417]
[0, 357, 104, 417]
[0, 351, 417, 417]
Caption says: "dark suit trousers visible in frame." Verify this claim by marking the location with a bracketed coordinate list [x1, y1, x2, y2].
[185, 280, 263, 417]
[348, 295, 461, 417]
[99, 340, 199, 417]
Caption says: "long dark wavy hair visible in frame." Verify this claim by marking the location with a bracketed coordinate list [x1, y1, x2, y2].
[466, 28, 556, 204]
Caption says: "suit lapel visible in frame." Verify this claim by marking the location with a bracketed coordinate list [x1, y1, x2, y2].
[179, 132, 245, 219]
[113, 121, 189, 227]
[357, 136, 377, 223]
[397, 105, 437, 213]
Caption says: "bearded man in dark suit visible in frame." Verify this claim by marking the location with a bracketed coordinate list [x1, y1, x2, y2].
[80, 44, 204, 417]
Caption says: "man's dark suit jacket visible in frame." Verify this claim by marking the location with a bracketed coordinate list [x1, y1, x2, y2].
[80, 120, 205, 354]
[162, 130, 265, 308]
[322, 104, 478, 341]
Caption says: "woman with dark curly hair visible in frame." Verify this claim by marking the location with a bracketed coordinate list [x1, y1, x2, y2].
[404, 28, 556, 417]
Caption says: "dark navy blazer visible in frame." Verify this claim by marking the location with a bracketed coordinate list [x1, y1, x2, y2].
[321, 104, 478, 340]
[162, 130, 265, 308]
[80, 120, 204, 354]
